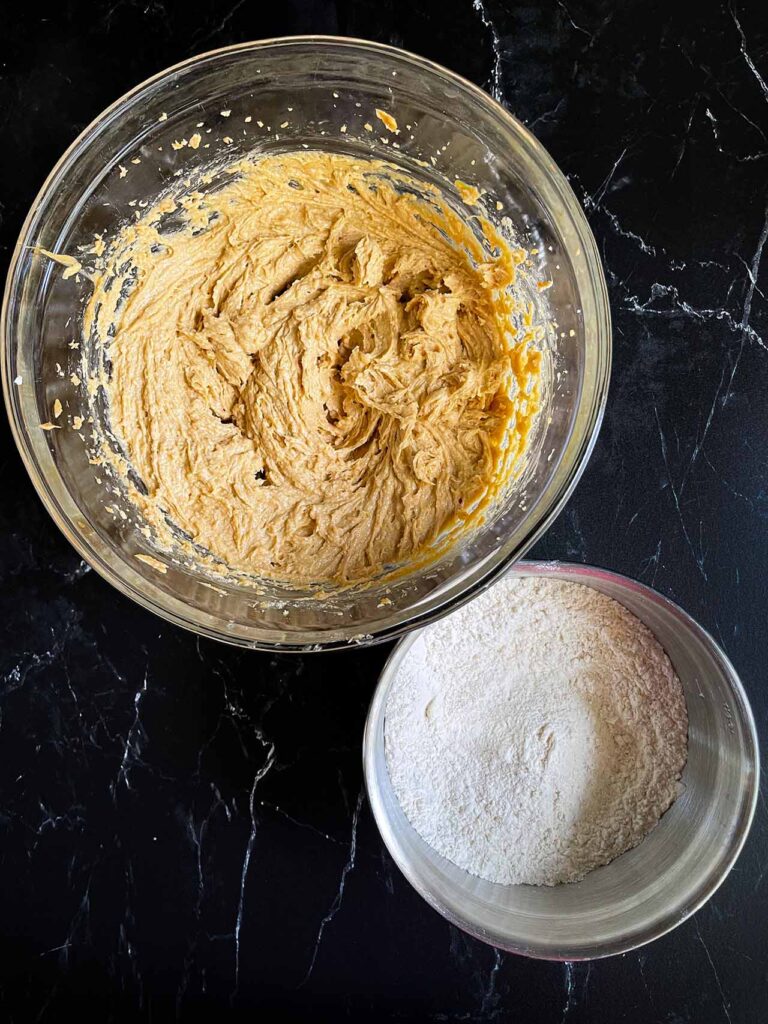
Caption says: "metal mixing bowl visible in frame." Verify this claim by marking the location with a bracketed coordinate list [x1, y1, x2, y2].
[363, 560, 759, 958]
[2, 38, 610, 650]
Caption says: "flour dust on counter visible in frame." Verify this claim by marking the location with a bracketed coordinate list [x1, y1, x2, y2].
[385, 577, 688, 885]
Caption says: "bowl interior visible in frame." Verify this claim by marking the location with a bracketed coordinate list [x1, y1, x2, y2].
[364, 562, 759, 958]
[3, 39, 610, 649]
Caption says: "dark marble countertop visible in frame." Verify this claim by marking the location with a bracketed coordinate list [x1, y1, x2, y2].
[1, 1, 767, 1020]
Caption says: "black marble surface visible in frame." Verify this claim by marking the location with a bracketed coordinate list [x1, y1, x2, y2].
[1, 0, 767, 1020]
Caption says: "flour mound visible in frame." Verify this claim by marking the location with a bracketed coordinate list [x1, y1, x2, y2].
[384, 577, 688, 886]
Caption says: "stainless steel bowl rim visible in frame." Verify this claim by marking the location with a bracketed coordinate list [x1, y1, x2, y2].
[363, 559, 761, 958]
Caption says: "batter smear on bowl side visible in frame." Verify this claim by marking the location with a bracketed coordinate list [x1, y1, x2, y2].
[86, 152, 542, 584]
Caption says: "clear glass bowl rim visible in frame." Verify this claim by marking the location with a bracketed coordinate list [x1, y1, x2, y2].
[1, 35, 612, 651]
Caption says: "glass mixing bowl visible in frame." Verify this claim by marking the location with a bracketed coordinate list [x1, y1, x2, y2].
[364, 561, 760, 958]
[2, 37, 611, 650]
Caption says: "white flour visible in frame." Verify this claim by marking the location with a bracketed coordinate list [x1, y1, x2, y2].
[384, 577, 688, 886]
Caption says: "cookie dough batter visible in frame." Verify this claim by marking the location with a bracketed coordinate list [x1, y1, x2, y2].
[90, 152, 540, 584]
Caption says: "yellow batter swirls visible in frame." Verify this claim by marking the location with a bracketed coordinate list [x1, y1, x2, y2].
[87, 152, 541, 584]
